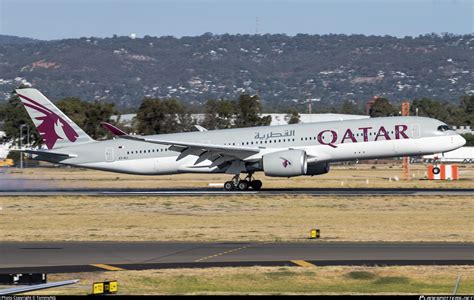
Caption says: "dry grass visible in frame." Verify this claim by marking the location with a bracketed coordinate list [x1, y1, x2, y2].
[0, 194, 472, 242]
[1, 163, 473, 189]
[1, 165, 472, 294]
[12, 265, 474, 295]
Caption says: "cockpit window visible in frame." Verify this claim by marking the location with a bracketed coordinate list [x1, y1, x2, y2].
[437, 125, 451, 132]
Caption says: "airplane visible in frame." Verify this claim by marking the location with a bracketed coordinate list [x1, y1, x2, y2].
[15, 88, 466, 191]
[0, 279, 79, 295]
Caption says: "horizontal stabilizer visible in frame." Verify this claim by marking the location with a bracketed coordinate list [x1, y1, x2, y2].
[12, 149, 77, 158]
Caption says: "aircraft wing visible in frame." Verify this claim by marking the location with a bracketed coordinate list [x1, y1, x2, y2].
[194, 125, 208, 132]
[120, 135, 260, 166]
[0, 279, 79, 295]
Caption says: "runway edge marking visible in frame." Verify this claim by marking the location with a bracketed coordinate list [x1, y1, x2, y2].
[91, 264, 125, 271]
[291, 260, 317, 268]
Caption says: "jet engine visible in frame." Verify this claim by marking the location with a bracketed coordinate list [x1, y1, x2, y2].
[262, 149, 307, 177]
[306, 162, 330, 176]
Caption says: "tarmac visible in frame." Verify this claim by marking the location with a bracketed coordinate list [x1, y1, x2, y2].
[0, 242, 472, 273]
[0, 187, 473, 196]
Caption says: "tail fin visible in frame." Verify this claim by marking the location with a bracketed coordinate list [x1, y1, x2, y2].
[15, 88, 94, 149]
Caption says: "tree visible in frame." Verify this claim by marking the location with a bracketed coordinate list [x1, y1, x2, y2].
[234, 94, 271, 128]
[57, 97, 88, 127]
[285, 109, 300, 124]
[57, 98, 117, 139]
[410, 98, 464, 125]
[85, 102, 117, 139]
[340, 100, 363, 115]
[368, 97, 398, 117]
[460, 95, 474, 125]
[136, 98, 195, 135]
[201, 99, 236, 129]
[461, 134, 474, 147]
[2, 91, 41, 147]
[0, 102, 6, 142]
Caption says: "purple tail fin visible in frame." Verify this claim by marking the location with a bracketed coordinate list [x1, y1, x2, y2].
[16, 88, 93, 149]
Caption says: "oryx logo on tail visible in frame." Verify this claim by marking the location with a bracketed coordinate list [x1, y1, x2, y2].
[17, 93, 79, 149]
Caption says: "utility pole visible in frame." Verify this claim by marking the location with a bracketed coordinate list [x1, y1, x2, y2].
[19, 124, 24, 169]
[25, 125, 30, 168]
[19, 124, 29, 169]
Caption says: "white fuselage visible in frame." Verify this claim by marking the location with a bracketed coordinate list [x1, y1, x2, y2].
[45, 116, 466, 176]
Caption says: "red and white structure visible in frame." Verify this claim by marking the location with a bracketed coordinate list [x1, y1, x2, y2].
[428, 164, 459, 180]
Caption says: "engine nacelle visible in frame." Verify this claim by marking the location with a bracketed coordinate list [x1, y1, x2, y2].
[306, 162, 330, 176]
[262, 149, 307, 177]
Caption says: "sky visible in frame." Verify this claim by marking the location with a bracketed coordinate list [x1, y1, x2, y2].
[0, 0, 473, 40]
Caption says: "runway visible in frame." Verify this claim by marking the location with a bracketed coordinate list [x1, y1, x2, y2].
[0, 187, 473, 196]
[0, 242, 472, 273]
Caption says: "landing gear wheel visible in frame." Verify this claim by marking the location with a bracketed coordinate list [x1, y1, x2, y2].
[250, 180, 262, 191]
[224, 181, 235, 191]
[237, 180, 249, 191]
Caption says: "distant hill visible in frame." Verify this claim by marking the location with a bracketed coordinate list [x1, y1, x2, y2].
[0, 34, 39, 45]
[0, 33, 473, 111]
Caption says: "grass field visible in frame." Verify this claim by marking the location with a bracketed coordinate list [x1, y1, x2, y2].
[1, 164, 472, 295]
[1, 163, 473, 190]
[12, 265, 474, 295]
[1, 193, 472, 242]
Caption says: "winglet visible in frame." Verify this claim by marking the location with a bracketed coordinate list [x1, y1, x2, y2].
[101, 122, 127, 136]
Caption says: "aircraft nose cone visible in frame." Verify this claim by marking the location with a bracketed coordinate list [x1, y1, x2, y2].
[455, 134, 466, 147]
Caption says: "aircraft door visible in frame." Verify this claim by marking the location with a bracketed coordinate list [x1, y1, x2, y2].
[411, 124, 420, 138]
[105, 147, 114, 162]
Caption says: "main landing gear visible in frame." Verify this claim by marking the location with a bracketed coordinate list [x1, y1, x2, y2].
[224, 173, 262, 191]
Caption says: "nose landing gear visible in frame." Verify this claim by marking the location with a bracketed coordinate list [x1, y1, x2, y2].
[224, 173, 262, 191]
